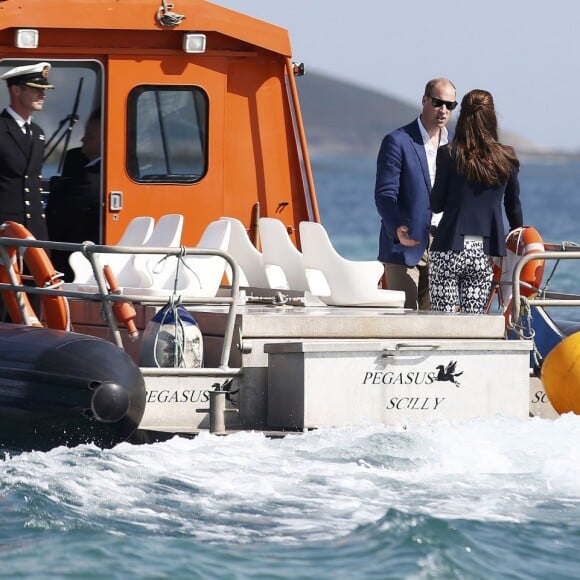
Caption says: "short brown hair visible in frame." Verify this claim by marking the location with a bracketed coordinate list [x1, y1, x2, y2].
[424, 78, 456, 96]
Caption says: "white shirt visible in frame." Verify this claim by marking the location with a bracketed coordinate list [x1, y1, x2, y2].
[6, 106, 31, 134]
[417, 117, 448, 228]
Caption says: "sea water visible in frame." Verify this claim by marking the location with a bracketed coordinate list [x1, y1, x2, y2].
[2, 158, 580, 579]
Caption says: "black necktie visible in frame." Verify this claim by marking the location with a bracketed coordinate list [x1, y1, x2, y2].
[24, 123, 31, 140]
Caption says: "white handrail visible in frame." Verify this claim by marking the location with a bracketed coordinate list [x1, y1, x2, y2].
[0, 237, 242, 375]
[511, 249, 580, 326]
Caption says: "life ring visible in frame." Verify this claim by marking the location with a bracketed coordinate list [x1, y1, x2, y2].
[505, 226, 545, 298]
[486, 227, 545, 325]
[0, 221, 70, 330]
[102, 265, 139, 338]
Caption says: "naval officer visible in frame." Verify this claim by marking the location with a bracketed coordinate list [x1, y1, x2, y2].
[0, 61, 54, 240]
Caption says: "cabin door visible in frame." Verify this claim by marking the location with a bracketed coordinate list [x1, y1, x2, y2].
[105, 57, 226, 245]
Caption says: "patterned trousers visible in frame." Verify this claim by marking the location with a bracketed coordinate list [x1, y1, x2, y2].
[429, 240, 493, 314]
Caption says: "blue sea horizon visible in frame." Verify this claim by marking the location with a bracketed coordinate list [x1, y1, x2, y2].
[2, 158, 580, 578]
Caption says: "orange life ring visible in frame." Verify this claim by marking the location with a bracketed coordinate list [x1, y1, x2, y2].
[0, 221, 70, 330]
[102, 265, 139, 338]
[505, 226, 545, 298]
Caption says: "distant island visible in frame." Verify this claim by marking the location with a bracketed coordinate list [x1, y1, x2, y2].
[297, 70, 579, 163]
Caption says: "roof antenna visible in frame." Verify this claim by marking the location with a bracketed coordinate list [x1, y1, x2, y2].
[156, 0, 185, 27]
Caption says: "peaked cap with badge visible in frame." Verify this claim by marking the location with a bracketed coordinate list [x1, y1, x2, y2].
[0, 62, 54, 89]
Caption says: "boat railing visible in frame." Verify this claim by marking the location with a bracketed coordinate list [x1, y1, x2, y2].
[511, 245, 580, 331]
[0, 236, 243, 378]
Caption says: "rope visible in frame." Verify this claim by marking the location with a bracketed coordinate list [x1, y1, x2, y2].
[149, 248, 202, 368]
[517, 297, 543, 371]
[541, 258, 560, 297]
[510, 296, 536, 340]
[149, 246, 202, 292]
[538, 241, 579, 295]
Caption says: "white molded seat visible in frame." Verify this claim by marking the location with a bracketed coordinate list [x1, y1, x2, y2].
[130, 213, 184, 287]
[259, 217, 309, 291]
[69, 214, 183, 291]
[116, 216, 156, 246]
[299, 221, 405, 307]
[130, 219, 232, 298]
[220, 216, 269, 288]
[181, 219, 231, 296]
[67, 216, 155, 286]
[68, 249, 98, 286]
[146, 213, 184, 247]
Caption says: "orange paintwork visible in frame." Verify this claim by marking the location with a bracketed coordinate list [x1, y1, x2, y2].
[0, 0, 318, 246]
[0, 1, 292, 56]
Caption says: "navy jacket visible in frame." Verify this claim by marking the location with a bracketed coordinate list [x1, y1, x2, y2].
[0, 109, 48, 240]
[430, 145, 523, 257]
[375, 120, 437, 267]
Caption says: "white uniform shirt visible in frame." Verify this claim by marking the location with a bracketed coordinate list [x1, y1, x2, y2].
[6, 105, 31, 134]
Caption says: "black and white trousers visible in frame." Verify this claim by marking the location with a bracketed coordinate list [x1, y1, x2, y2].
[429, 240, 493, 314]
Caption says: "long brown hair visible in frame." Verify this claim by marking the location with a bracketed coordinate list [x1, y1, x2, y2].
[450, 89, 519, 186]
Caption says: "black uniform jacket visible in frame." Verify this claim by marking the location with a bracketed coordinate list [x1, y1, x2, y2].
[0, 109, 48, 240]
[46, 160, 100, 281]
[46, 160, 100, 246]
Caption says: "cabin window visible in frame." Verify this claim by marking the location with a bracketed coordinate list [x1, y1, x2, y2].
[127, 85, 208, 183]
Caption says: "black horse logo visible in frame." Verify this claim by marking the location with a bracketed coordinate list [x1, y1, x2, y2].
[435, 361, 463, 387]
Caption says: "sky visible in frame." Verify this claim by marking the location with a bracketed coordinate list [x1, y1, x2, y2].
[215, 1, 580, 152]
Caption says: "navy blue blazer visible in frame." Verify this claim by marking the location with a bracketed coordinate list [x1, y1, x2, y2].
[375, 120, 436, 267]
[430, 145, 523, 257]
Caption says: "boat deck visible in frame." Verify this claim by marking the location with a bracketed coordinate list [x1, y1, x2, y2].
[189, 302, 507, 340]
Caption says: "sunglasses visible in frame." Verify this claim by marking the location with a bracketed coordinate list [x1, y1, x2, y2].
[427, 95, 458, 111]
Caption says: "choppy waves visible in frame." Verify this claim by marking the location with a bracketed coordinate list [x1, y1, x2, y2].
[2, 416, 580, 577]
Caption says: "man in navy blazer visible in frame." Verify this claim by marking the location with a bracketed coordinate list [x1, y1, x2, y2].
[375, 78, 456, 309]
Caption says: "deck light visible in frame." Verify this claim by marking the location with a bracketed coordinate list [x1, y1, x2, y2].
[183, 33, 206, 54]
[15, 29, 39, 49]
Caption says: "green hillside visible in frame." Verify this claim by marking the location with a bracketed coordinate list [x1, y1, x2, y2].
[297, 70, 546, 160]
[297, 70, 419, 158]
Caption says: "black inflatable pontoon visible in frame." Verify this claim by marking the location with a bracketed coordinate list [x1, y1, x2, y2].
[0, 324, 146, 451]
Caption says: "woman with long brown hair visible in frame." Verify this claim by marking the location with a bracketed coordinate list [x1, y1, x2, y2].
[429, 89, 523, 313]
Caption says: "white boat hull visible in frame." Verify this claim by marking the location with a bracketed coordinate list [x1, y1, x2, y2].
[266, 339, 531, 429]
[125, 304, 535, 434]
